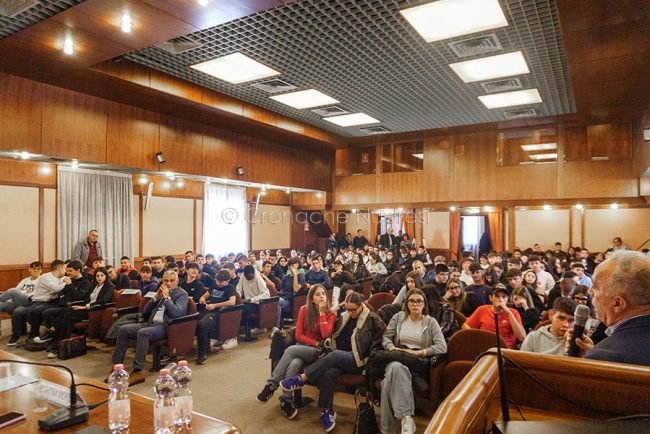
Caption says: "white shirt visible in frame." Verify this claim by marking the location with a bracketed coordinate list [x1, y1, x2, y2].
[236, 273, 270, 302]
[31, 272, 65, 302]
[16, 276, 40, 296]
[87, 284, 103, 308]
[536, 270, 556, 294]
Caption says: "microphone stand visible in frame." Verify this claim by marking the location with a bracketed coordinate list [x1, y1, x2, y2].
[0, 359, 89, 431]
[493, 313, 511, 423]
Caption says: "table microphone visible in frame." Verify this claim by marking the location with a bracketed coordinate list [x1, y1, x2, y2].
[568, 304, 591, 357]
[0, 359, 89, 431]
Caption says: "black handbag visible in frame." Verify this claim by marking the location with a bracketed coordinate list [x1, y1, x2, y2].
[58, 335, 87, 360]
[352, 390, 379, 434]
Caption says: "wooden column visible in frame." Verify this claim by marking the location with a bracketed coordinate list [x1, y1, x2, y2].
[507, 207, 516, 251]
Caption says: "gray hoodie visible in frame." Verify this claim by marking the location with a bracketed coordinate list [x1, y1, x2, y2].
[520, 325, 566, 356]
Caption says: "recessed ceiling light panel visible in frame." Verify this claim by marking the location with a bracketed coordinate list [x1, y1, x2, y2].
[478, 89, 542, 109]
[270, 89, 339, 109]
[450, 52, 529, 83]
[400, 0, 508, 43]
[323, 113, 380, 127]
[190, 52, 280, 84]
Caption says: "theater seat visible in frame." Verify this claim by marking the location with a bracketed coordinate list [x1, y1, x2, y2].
[242, 296, 280, 341]
[359, 277, 373, 299]
[428, 328, 506, 413]
[130, 279, 139, 289]
[212, 292, 244, 343]
[150, 298, 199, 371]
[453, 310, 467, 327]
[367, 292, 396, 312]
[100, 291, 143, 341]
[73, 291, 119, 339]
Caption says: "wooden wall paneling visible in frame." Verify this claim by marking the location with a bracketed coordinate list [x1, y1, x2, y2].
[201, 89, 244, 117]
[41, 85, 108, 162]
[242, 103, 277, 127]
[587, 123, 631, 159]
[380, 172, 424, 204]
[0, 267, 30, 292]
[424, 137, 451, 202]
[0, 159, 56, 187]
[202, 127, 239, 179]
[149, 69, 202, 103]
[312, 151, 333, 192]
[495, 164, 558, 200]
[452, 131, 497, 201]
[0, 72, 42, 154]
[106, 102, 159, 170]
[247, 188, 291, 206]
[158, 115, 204, 175]
[333, 174, 378, 205]
[290, 147, 313, 189]
[559, 159, 638, 198]
[564, 125, 588, 160]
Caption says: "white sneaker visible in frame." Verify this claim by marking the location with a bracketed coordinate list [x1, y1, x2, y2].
[47, 351, 57, 359]
[221, 338, 238, 350]
[401, 415, 416, 434]
[250, 328, 266, 335]
[269, 327, 280, 338]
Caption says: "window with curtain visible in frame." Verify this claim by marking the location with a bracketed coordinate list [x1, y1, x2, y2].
[57, 167, 134, 264]
[203, 184, 248, 257]
[461, 215, 485, 258]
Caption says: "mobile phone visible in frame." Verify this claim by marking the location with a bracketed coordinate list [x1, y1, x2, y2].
[0, 412, 26, 429]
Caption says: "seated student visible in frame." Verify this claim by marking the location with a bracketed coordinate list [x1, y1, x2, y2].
[86, 256, 105, 279]
[179, 262, 206, 304]
[546, 271, 579, 311]
[202, 254, 218, 277]
[393, 271, 426, 306]
[176, 261, 187, 281]
[260, 260, 279, 293]
[107, 265, 131, 291]
[465, 262, 492, 305]
[0, 261, 42, 316]
[347, 253, 369, 281]
[379, 288, 447, 434]
[256, 284, 336, 419]
[329, 260, 355, 288]
[427, 264, 450, 295]
[138, 265, 159, 295]
[506, 269, 544, 310]
[528, 254, 555, 295]
[150, 256, 166, 280]
[464, 284, 526, 349]
[237, 265, 271, 332]
[196, 270, 237, 365]
[367, 254, 388, 278]
[511, 286, 541, 332]
[570, 262, 592, 288]
[142, 257, 152, 267]
[383, 250, 398, 275]
[110, 270, 188, 380]
[421, 284, 458, 340]
[416, 246, 433, 266]
[222, 262, 240, 287]
[280, 292, 385, 432]
[523, 269, 547, 306]
[274, 257, 307, 330]
[521, 298, 575, 355]
[305, 256, 332, 289]
[44, 267, 116, 358]
[8, 260, 70, 346]
[118, 256, 139, 280]
[442, 277, 482, 317]
[37, 260, 92, 342]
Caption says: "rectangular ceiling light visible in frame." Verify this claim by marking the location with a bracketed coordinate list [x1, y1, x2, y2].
[412, 153, 424, 160]
[400, 0, 508, 43]
[450, 52, 529, 83]
[529, 153, 557, 160]
[520, 143, 557, 152]
[270, 89, 339, 109]
[478, 89, 542, 109]
[323, 113, 380, 127]
[190, 52, 280, 84]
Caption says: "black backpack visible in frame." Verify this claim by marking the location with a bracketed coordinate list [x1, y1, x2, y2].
[22, 338, 49, 352]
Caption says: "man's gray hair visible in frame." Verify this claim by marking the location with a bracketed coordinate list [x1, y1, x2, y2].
[162, 270, 178, 280]
[606, 251, 650, 307]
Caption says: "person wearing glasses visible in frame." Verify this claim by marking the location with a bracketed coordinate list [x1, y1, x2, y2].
[279, 292, 385, 432]
[109, 270, 188, 382]
[442, 277, 481, 317]
[380, 288, 447, 434]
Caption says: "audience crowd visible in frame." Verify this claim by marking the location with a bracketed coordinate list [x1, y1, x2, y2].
[1, 229, 649, 433]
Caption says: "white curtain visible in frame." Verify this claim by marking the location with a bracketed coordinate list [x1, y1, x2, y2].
[461, 215, 485, 258]
[57, 167, 133, 264]
[203, 184, 248, 257]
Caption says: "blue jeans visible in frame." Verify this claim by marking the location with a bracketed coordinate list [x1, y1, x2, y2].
[304, 350, 362, 410]
[269, 344, 318, 403]
[0, 288, 30, 313]
[275, 297, 292, 328]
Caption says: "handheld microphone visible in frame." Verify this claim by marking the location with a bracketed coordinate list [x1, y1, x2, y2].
[568, 304, 591, 357]
[493, 313, 510, 422]
[0, 359, 89, 431]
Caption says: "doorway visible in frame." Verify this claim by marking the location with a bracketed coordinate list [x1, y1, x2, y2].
[460, 215, 487, 258]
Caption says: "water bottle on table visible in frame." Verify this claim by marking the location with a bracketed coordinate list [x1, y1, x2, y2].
[154, 368, 176, 434]
[173, 360, 193, 432]
[107, 364, 130, 434]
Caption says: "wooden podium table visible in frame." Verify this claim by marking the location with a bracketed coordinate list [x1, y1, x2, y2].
[0, 350, 240, 433]
[425, 349, 650, 433]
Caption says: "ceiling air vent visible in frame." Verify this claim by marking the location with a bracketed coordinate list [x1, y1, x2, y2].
[251, 78, 296, 93]
[481, 78, 523, 93]
[0, 0, 39, 17]
[311, 106, 348, 117]
[359, 126, 390, 134]
[155, 36, 203, 55]
[503, 108, 537, 119]
[448, 33, 502, 58]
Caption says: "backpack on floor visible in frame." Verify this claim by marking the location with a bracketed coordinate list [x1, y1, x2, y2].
[22, 338, 49, 352]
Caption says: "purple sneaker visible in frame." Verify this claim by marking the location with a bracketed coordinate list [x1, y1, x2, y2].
[279, 375, 304, 391]
[320, 409, 336, 432]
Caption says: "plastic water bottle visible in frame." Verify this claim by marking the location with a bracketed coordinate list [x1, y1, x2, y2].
[107, 364, 130, 434]
[173, 360, 193, 431]
[154, 368, 176, 434]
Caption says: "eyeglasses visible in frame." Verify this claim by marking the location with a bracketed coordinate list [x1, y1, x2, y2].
[573, 296, 588, 303]
[408, 299, 424, 305]
[346, 305, 360, 312]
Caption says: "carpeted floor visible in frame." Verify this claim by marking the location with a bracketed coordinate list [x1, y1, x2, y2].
[0, 320, 431, 433]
